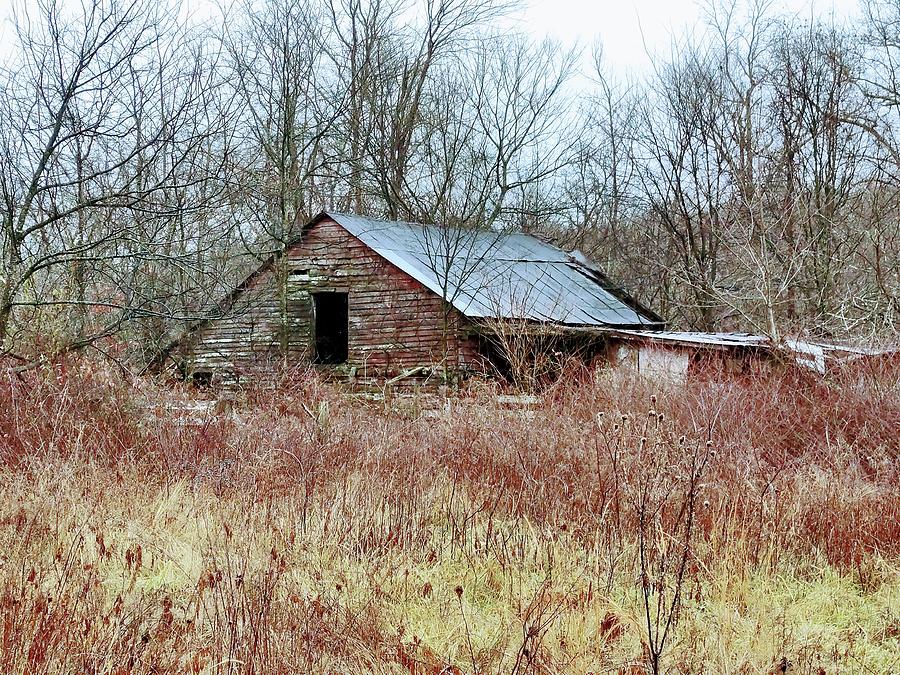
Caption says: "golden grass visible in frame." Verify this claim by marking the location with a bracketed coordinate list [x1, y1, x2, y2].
[0, 363, 898, 672]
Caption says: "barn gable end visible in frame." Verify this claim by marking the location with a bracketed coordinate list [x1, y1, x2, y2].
[173, 216, 482, 385]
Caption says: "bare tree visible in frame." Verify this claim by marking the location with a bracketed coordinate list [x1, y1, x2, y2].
[359, 0, 516, 220]
[408, 35, 577, 376]
[2, 0, 896, 368]
[856, 0, 900, 327]
[323, 0, 402, 214]
[596, 0, 897, 339]
[551, 48, 660, 317]
[0, 0, 230, 363]
[224, 0, 341, 243]
[635, 43, 730, 330]
[221, 0, 344, 356]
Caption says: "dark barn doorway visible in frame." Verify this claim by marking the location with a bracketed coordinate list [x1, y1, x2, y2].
[312, 292, 349, 364]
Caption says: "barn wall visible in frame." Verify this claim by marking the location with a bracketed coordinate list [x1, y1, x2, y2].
[174, 217, 483, 383]
[611, 340, 766, 384]
[612, 343, 690, 383]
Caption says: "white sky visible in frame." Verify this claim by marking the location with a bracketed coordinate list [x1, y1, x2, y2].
[0, 0, 863, 74]
[516, 0, 861, 73]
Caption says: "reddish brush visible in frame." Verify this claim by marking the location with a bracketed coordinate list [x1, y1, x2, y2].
[0, 357, 897, 671]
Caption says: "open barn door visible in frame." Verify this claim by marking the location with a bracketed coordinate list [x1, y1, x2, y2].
[312, 292, 349, 364]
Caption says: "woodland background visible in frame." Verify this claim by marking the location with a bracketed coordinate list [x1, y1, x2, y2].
[1, 0, 899, 368]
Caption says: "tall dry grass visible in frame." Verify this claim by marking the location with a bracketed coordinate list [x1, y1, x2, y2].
[0, 359, 898, 673]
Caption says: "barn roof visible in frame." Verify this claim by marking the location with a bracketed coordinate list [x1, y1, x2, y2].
[602, 330, 771, 349]
[319, 212, 663, 328]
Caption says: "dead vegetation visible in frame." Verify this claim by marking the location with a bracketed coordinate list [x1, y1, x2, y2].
[0, 361, 898, 673]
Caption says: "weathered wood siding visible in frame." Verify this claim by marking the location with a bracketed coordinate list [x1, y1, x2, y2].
[175, 217, 482, 382]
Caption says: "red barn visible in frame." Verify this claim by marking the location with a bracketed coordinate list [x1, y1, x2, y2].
[159, 212, 663, 387]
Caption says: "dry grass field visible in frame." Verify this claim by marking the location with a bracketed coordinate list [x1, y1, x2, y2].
[0, 361, 898, 673]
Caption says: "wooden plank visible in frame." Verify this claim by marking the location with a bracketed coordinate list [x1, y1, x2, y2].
[176, 216, 484, 380]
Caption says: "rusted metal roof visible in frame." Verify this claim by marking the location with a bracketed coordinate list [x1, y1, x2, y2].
[325, 212, 663, 328]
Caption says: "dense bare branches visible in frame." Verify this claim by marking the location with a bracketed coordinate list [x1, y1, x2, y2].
[1, 0, 898, 365]
[0, 0, 233, 362]
[568, 1, 900, 338]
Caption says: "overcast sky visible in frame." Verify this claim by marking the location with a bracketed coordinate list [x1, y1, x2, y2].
[0, 0, 864, 74]
[517, 0, 861, 73]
